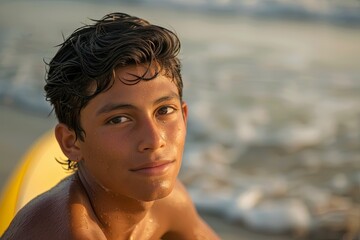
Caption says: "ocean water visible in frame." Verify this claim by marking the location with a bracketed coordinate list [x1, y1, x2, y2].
[1, 0, 360, 236]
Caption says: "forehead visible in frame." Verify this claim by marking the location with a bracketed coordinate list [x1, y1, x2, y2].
[84, 65, 180, 112]
[115, 64, 159, 82]
[87, 63, 178, 96]
[110, 64, 179, 97]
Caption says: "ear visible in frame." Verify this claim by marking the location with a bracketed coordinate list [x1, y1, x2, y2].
[55, 123, 82, 162]
[181, 101, 188, 127]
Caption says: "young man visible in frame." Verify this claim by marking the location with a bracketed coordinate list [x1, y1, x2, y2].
[2, 12, 219, 239]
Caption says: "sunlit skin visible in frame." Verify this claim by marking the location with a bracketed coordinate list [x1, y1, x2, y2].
[2, 65, 220, 239]
[76, 65, 186, 203]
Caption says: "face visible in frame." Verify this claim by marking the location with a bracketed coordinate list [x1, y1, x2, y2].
[76, 65, 187, 201]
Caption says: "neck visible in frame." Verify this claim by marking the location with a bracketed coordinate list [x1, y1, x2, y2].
[76, 168, 153, 239]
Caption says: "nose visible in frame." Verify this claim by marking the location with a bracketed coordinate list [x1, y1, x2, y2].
[137, 118, 166, 152]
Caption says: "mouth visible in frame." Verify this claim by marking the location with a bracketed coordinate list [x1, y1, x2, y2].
[130, 160, 175, 176]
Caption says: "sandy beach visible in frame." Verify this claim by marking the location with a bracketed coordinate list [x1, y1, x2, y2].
[0, 105, 56, 190]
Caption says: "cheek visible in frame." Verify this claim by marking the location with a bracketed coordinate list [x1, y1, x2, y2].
[81, 141, 110, 174]
[79, 134, 132, 191]
[80, 133, 126, 170]
[169, 121, 187, 151]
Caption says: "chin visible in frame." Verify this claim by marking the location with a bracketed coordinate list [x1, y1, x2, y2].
[136, 178, 175, 202]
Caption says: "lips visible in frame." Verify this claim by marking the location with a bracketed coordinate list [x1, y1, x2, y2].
[130, 160, 175, 175]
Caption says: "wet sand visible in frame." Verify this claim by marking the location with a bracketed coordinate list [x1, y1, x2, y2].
[0, 105, 56, 189]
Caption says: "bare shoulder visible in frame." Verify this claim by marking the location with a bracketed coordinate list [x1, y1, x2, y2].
[154, 180, 220, 240]
[1, 175, 74, 240]
[2, 174, 106, 240]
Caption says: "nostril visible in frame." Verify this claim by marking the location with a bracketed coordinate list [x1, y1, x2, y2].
[138, 132, 166, 152]
[137, 118, 167, 152]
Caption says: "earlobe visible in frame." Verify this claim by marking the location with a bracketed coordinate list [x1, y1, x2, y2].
[55, 123, 82, 162]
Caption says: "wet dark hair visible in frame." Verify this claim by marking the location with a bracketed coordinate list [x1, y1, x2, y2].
[44, 12, 182, 170]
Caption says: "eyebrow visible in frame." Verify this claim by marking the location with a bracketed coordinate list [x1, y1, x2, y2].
[153, 92, 180, 105]
[96, 92, 180, 116]
[96, 103, 136, 116]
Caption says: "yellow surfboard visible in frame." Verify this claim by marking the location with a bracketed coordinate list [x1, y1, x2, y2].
[0, 131, 70, 235]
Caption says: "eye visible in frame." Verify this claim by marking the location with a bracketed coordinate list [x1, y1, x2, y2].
[157, 106, 176, 116]
[107, 116, 130, 125]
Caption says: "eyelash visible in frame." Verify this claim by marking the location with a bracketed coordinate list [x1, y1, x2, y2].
[156, 106, 176, 116]
[107, 116, 130, 125]
[106, 105, 177, 125]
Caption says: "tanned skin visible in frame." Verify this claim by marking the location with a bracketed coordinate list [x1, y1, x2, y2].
[2, 65, 220, 240]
